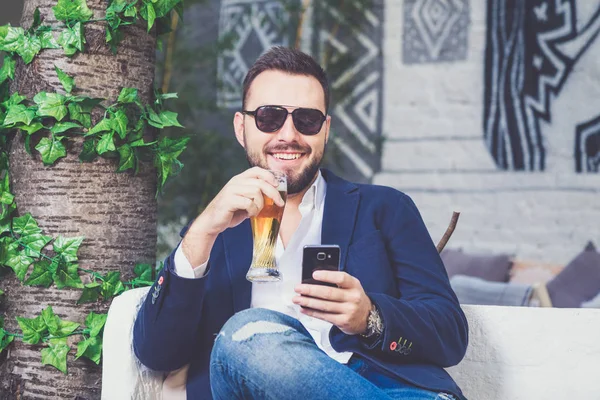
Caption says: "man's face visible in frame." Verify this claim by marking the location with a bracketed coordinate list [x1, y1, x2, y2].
[233, 70, 330, 195]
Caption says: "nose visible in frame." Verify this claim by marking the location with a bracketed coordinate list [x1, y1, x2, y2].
[275, 113, 300, 142]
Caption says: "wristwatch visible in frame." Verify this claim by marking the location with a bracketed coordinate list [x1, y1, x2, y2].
[360, 302, 383, 338]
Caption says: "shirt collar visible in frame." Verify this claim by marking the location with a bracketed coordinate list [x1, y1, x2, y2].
[299, 170, 326, 212]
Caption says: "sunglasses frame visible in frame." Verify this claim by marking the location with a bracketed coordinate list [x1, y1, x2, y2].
[242, 105, 327, 136]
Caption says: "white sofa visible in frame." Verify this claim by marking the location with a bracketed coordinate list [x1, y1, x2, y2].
[102, 287, 600, 399]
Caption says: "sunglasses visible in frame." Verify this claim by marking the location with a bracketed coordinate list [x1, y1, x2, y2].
[242, 105, 327, 136]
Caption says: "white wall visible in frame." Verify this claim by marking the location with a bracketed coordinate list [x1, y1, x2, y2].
[376, 0, 600, 264]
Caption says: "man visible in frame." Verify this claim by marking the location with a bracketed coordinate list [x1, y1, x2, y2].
[134, 46, 468, 400]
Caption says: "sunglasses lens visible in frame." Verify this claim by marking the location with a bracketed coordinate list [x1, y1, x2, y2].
[255, 106, 288, 132]
[293, 109, 324, 135]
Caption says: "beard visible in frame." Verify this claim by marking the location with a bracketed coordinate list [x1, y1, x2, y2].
[244, 136, 325, 195]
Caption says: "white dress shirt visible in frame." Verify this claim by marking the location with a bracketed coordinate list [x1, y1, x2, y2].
[174, 171, 353, 363]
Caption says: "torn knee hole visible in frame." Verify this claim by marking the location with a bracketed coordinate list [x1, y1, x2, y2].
[231, 321, 293, 342]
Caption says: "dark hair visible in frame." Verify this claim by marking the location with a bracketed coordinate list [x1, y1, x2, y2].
[242, 46, 330, 113]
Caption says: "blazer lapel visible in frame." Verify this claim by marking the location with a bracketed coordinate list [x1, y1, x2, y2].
[321, 169, 360, 271]
[223, 219, 253, 313]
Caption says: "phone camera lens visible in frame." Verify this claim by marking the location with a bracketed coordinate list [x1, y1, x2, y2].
[317, 252, 326, 261]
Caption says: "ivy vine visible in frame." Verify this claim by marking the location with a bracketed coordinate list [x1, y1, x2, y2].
[0, 0, 184, 374]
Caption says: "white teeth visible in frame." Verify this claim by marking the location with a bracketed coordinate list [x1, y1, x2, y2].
[273, 153, 301, 160]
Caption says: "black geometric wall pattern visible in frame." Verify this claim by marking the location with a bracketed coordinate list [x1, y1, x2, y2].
[216, 0, 295, 109]
[484, 0, 600, 171]
[403, 0, 470, 64]
[311, 1, 384, 182]
[575, 115, 600, 173]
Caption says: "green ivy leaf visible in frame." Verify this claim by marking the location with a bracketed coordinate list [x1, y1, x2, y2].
[31, 8, 42, 30]
[0, 55, 16, 85]
[0, 328, 15, 354]
[53, 0, 94, 23]
[13, 213, 42, 236]
[67, 103, 90, 128]
[24, 260, 53, 287]
[35, 136, 67, 165]
[145, 107, 163, 128]
[154, 136, 189, 188]
[84, 311, 107, 337]
[111, 109, 128, 139]
[153, 0, 183, 18]
[116, 144, 135, 172]
[100, 271, 125, 299]
[20, 233, 52, 258]
[134, 263, 153, 281]
[53, 236, 84, 263]
[34, 92, 68, 121]
[117, 88, 139, 104]
[144, 2, 156, 32]
[18, 34, 42, 64]
[54, 66, 74, 93]
[156, 92, 178, 102]
[19, 121, 44, 135]
[2, 92, 27, 108]
[41, 306, 79, 336]
[77, 282, 100, 304]
[41, 338, 70, 374]
[2, 104, 36, 127]
[16, 315, 47, 344]
[6, 252, 34, 281]
[157, 110, 184, 128]
[57, 22, 85, 56]
[86, 117, 112, 136]
[130, 138, 155, 147]
[52, 261, 84, 289]
[0, 26, 25, 53]
[40, 306, 59, 334]
[75, 335, 102, 364]
[0, 236, 18, 265]
[38, 28, 61, 50]
[51, 121, 81, 134]
[79, 138, 97, 162]
[96, 131, 116, 155]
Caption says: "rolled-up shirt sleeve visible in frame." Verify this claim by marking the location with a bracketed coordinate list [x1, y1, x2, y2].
[173, 243, 208, 279]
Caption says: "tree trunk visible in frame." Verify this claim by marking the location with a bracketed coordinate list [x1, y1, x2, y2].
[1, 1, 157, 398]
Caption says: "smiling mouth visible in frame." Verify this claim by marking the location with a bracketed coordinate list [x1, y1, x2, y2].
[270, 153, 304, 160]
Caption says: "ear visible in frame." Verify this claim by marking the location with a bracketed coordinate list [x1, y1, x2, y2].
[233, 112, 245, 148]
[324, 115, 332, 144]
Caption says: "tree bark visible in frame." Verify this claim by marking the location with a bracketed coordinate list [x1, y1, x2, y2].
[1, 1, 157, 398]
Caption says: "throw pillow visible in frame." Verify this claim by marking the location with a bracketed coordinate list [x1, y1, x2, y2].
[546, 245, 600, 308]
[440, 248, 512, 282]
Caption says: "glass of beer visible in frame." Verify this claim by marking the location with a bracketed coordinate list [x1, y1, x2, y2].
[246, 171, 287, 282]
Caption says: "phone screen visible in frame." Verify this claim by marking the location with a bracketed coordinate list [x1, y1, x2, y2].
[302, 245, 340, 286]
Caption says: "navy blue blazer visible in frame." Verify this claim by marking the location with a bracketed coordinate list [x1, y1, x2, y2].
[133, 169, 468, 399]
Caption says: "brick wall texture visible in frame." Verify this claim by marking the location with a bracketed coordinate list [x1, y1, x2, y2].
[374, 0, 600, 264]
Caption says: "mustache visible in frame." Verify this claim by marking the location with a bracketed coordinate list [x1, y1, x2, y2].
[265, 143, 311, 153]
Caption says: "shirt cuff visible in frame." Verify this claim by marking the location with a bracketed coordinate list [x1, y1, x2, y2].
[173, 243, 208, 279]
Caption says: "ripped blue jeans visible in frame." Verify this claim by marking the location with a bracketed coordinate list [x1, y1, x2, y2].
[210, 308, 455, 400]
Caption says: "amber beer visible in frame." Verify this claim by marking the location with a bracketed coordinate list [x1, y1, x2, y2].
[246, 171, 287, 282]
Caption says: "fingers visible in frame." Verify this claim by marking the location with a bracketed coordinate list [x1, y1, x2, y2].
[229, 195, 259, 218]
[295, 283, 347, 302]
[231, 169, 285, 207]
[238, 167, 279, 187]
[311, 271, 358, 289]
[292, 296, 345, 313]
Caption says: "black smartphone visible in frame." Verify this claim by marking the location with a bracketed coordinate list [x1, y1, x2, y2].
[302, 245, 341, 286]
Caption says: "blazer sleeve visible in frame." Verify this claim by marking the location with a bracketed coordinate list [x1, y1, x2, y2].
[361, 193, 468, 368]
[132, 227, 221, 372]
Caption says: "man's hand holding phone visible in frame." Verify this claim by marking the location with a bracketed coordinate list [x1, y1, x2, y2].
[293, 270, 372, 336]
